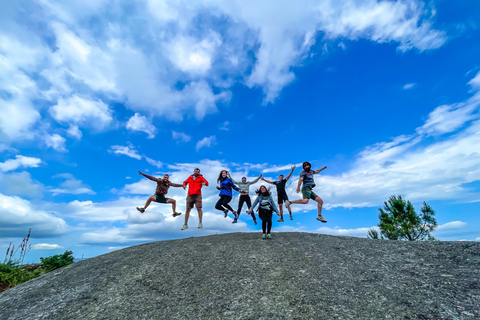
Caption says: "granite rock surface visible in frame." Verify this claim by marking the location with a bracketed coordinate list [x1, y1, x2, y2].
[0, 232, 479, 319]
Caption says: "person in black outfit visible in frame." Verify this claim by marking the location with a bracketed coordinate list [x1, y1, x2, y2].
[262, 165, 296, 222]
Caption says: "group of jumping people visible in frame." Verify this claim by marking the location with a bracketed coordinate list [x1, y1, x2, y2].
[136, 161, 327, 239]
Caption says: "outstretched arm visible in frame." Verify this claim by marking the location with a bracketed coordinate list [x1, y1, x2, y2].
[231, 180, 240, 192]
[250, 174, 262, 184]
[247, 196, 260, 214]
[227, 173, 239, 185]
[261, 177, 275, 184]
[170, 182, 183, 188]
[314, 166, 327, 174]
[285, 166, 296, 181]
[139, 171, 159, 182]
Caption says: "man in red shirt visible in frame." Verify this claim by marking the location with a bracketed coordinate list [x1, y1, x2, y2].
[182, 168, 209, 230]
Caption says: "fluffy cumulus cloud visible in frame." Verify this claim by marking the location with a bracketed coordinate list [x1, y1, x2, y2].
[126, 113, 156, 139]
[32, 243, 64, 250]
[109, 145, 142, 160]
[0, 193, 68, 238]
[0, 155, 42, 172]
[0, 0, 447, 147]
[44, 134, 67, 152]
[0, 171, 44, 198]
[49, 95, 113, 132]
[196, 135, 217, 151]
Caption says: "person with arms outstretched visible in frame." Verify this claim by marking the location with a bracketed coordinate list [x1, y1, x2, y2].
[215, 170, 240, 223]
[262, 166, 296, 222]
[228, 172, 262, 225]
[182, 168, 209, 230]
[247, 185, 279, 239]
[136, 171, 183, 216]
[285, 161, 327, 222]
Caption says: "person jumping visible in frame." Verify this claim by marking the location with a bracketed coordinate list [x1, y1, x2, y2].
[247, 185, 279, 239]
[136, 171, 183, 216]
[262, 166, 296, 222]
[215, 170, 240, 223]
[181, 168, 209, 230]
[285, 162, 327, 222]
[228, 172, 262, 225]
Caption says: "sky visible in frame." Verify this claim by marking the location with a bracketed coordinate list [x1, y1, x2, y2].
[1, 0, 480, 263]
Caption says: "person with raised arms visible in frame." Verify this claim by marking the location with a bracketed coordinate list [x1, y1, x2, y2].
[228, 172, 262, 225]
[181, 168, 209, 230]
[285, 161, 327, 222]
[215, 170, 240, 223]
[247, 185, 279, 239]
[136, 171, 183, 216]
[261, 166, 296, 222]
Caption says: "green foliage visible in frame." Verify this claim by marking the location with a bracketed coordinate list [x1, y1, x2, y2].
[369, 195, 438, 241]
[40, 250, 74, 272]
[0, 262, 44, 293]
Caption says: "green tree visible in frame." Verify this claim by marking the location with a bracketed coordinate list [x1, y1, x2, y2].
[367, 195, 438, 241]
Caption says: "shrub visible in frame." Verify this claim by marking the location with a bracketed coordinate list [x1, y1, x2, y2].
[40, 250, 74, 272]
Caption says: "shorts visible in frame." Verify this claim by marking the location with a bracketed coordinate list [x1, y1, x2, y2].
[154, 194, 171, 204]
[301, 186, 318, 200]
[186, 194, 202, 209]
[277, 193, 289, 204]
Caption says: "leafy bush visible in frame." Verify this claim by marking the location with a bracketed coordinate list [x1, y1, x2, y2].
[0, 261, 43, 293]
[40, 250, 74, 272]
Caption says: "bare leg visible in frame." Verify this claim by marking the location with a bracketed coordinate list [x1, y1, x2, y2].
[290, 199, 309, 205]
[184, 208, 191, 224]
[166, 198, 176, 214]
[144, 195, 156, 210]
[197, 207, 203, 222]
[315, 196, 324, 216]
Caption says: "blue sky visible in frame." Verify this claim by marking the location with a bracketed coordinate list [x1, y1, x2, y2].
[1, 0, 480, 262]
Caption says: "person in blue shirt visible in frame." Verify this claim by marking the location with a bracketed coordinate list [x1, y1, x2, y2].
[215, 170, 240, 223]
[247, 185, 279, 239]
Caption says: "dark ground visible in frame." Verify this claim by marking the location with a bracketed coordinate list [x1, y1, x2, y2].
[0, 232, 479, 320]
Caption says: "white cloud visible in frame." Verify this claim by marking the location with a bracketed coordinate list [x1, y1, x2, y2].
[0, 155, 42, 172]
[49, 95, 113, 132]
[172, 131, 191, 142]
[468, 70, 480, 90]
[219, 121, 229, 131]
[126, 113, 156, 139]
[436, 221, 467, 231]
[146, 157, 163, 168]
[0, 0, 447, 134]
[0, 171, 44, 197]
[66, 125, 82, 139]
[44, 133, 67, 152]
[48, 173, 96, 196]
[32, 243, 64, 250]
[314, 226, 375, 237]
[0, 193, 68, 237]
[196, 135, 217, 151]
[403, 83, 416, 90]
[109, 145, 142, 160]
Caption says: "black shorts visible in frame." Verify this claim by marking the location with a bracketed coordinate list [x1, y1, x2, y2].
[154, 194, 171, 204]
[277, 193, 289, 204]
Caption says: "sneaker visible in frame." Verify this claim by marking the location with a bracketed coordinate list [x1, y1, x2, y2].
[173, 212, 182, 217]
[232, 219, 237, 224]
[198, 222, 203, 228]
[316, 215, 327, 223]
[277, 218, 284, 223]
[284, 200, 292, 207]
[181, 224, 188, 230]
[224, 209, 229, 218]
[289, 214, 293, 220]
[136, 207, 145, 213]
[262, 234, 267, 239]
[267, 234, 272, 239]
